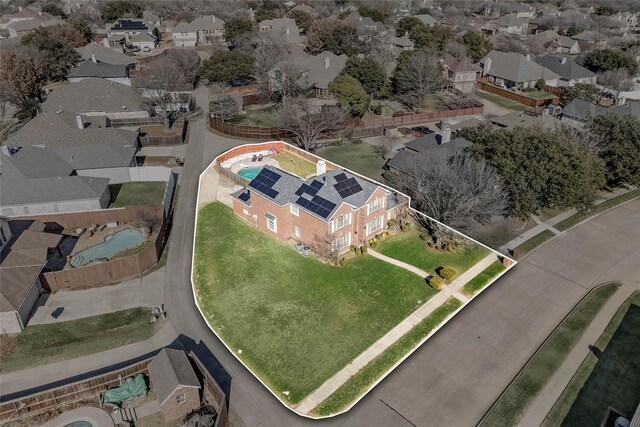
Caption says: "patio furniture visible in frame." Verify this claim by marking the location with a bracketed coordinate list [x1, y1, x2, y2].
[257, 154, 263, 161]
[252, 155, 257, 162]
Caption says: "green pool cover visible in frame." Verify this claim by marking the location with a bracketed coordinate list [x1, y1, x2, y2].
[101, 374, 147, 404]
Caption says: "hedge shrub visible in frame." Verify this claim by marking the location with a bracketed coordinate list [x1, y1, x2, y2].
[438, 267, 458, 281]
[429, 275, 445, 290]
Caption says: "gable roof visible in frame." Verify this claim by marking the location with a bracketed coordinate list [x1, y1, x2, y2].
[387, 137, 472, 174]
[533, 55, 595, 81]
[480, 50, 560, 82]
[491, 111, 562, 130]
[76, 43, 138, 65]
[8, 146, 74, 178]
[413, 14, 436, 26]
[258, 17, 304, 44]
[147, 348, 200, 406]
[231, 165, 383, 222]
[189, 15, 224, 31]
[0, 265, 43, 312]
[67, 59, 129, 79]
[289, 51, 348, 90]
[440, 54, 481, 73]
[41, 79, 145, 114]
[529, 30, 577, 49]
[571, 31, 608, 42]
[562, 98, 607, 119]
[8, 16, 64, 31]
[491, 13, 528, 27]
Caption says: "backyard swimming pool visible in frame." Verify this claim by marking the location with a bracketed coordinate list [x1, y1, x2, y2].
[238, 166, 263, 180]
[70, 229, 145, 268]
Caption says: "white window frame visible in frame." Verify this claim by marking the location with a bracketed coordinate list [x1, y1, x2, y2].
[337, 214, 346, 230]
[333, 233, 349, 250]
[369, 216, 383, 235]
[176, 393, 186, 405]
[290, 205, 299, 216]
[294, 225, 301, 238]
[266, 213, 277, 232]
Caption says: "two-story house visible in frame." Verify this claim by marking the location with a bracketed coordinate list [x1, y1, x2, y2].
[268, 51, 348, 98]
[440, 54, 481, 93]
[103, 19, 157, 51]
[258, 17, 304, 45]
[172, 15, 225, 47]
[230, 165, 400, 254]
[528, 30, 580, 54]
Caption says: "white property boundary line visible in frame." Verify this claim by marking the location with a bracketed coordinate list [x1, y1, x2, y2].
[190, 141, 516, 419]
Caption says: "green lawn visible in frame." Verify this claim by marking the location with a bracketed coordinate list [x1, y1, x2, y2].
[480, 283, 621, 427]
[523, 90, 556, 100]
[513, 229, 555, 257]
[233, 105, 279, 127]
[544, 291, 640, 427]
[317, 143, 385, 182]
[0, 308, 157, 373]
[109, 181, 166, 208]
[462, 261, 507, 297]
[313, 297, 462, 416]
[271, 151, 316, 179]
[475, 89, 527, 112]
[376, 228, 491, 275]
[193, 202, 435, 404]
[555, 189, 640, 232]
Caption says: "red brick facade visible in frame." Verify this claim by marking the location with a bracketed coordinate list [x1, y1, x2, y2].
[159, 386, 201, 421]
[232, 185, 397, 253]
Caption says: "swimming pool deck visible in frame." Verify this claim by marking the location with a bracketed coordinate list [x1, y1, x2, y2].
[41, 406, 115, 427]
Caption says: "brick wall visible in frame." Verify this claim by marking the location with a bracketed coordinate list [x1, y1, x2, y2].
[160, 386, 201, 421]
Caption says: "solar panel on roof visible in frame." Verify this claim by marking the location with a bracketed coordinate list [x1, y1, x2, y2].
[334, 177, 363, 198]
[238, 192, 250, 202]
[335, 173, 347, 182]
[310, 180, 324, 190]
[296, 194, 335, 219]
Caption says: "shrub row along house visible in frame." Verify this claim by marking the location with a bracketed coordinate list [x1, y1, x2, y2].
[230, 163, 401, 255]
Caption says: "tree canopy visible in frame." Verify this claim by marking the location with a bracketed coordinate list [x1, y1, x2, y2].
[42, 3, 65, 17]
[328, 74, 369, 117]
[583, 49, 638, 75]
[587, 113, 640, 187]
[358, 6, 388, 23]
[224, 17, 256, 46]
[200, 50, 254, 83]
[342, 57, 386, 96]
[395, 18, 456, 54]
[462, 31, 492, 61]
[464, 125, 605, 218]
[559, 83, 600, 107]
[0, 46, 46, 117]
[101, 0, 143, 22]
[393, 51, 443, 110]
[288, 10, 312, 32]
[22, 27, 81, 81]
[306, 18, 362, 56]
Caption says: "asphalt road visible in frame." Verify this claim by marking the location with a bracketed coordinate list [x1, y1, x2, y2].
[164, 88, 640, 426]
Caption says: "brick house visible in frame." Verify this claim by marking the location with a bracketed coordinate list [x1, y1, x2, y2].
[230, 164, 401, 254]
[148, 348, 201, 421]
[440, 54, 481, 93]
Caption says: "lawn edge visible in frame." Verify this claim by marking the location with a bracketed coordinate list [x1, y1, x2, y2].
[478, 281, 621, 427]
[555, 188, 640, 232]
[190, 141, 516, 420]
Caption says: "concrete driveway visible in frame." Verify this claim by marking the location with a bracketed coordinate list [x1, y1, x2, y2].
[30, 269, 165, 325]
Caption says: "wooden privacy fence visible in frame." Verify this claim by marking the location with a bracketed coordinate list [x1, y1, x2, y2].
[109, 116, 164, 128]
[139, 120, 189, 146]
[19, 205, 164, 229]
[190, 352, 232, 427]
[209, 106, 483, 140]
[476, 80, 559, 107]
[0, 358, 153, 424]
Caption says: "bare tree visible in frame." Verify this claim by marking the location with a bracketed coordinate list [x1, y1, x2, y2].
[270, 64, 303, 107]
[278, 97, 347, 150]
[444, 40, 468, 59]
[597, 69, 633, 101]
[209, 95, 240, 121]
[163, 49, 201, 84]
[385, 149, 506, 245]
[251, 30, 290, 82]
[394, 52, 443, 110]
[142, 59, 189, 129]
[371, 136, 397, 160]
[309, 231, 341, 264]
[492, 33, 528, 55]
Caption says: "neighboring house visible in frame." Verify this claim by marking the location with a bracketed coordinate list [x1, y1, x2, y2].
[484, 2, 535, 19]
[534, 55, 597, 87]
[413, 14, 437, 26]
[268, 51, 348, 98]
[289, 4, 317, 17]
[148, 348, 202, 421]
[480, 50, 560, 89]
[491, 111, 562, 130]
[40, 78, 149, 120]
[440, 54, 481, 93]
[0, 218, 11, 253]
[7, 13, 63, 38]
[387, 130, 472, 175]
[484, 13, 529, 35]
[103, 18, 157, 51]
[0, 221, 62, 333]
[571, 31, 608, 48]
[67, 56, 131, 86]
[342, 12, 387, 42]
[258, 17, 304, 45]
[230, 165, 399, 254]
[561, 98, 640, 128]
[0, 146, 111, 217]
[172, 15, 224, 47]
[528, 30, 580, 54]
[389, 35, 414, 52]
[76, 43, 139, 68]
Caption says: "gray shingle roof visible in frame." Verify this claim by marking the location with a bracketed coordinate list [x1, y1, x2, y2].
[55, 144, 136, 169]
[41, 78, 145, 114]
[67, 59, 129, 79]
[0, 265, 43, 312]
[534, 55, 595, 81]
[414, 14, 436, 26]
[481, 50, 561, 83]
[387, 136, 472, 174]
[258, 17, 304, 44]
[76, 43, 138, 65]
[571, 31, 608, 42]
[8, 146, 74, 178]
[231, 165, 383, 222]
[491, 111, 562, 130]
[148, 348, 200, 406]
[6, 113, 138, 149]
[562, 99, 607, 119]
